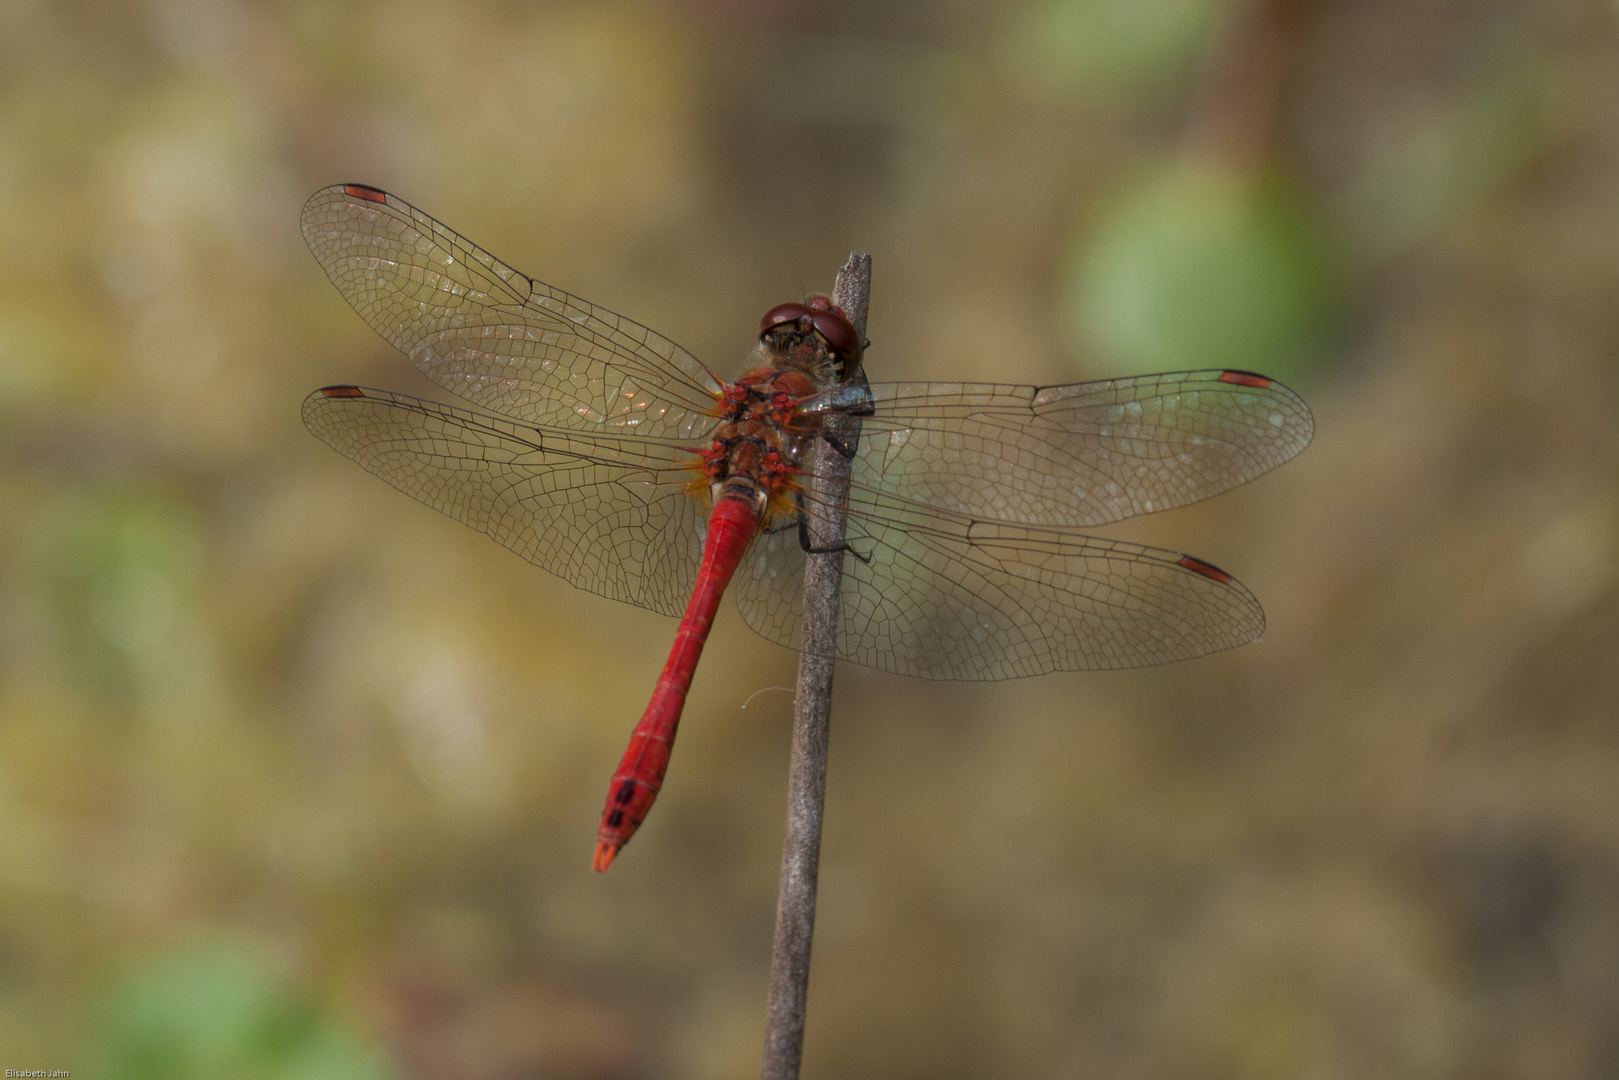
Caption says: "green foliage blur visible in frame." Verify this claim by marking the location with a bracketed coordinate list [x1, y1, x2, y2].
[999, 0, 1223, 102]
[2, 1, 1617, 1078]
[96, 941, 390, 1080]
[1067, 164, 1336, 381]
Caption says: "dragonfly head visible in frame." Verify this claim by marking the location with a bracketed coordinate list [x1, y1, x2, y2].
[758, 295, 865, 382]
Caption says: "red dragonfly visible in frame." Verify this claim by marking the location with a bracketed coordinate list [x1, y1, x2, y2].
[301, 184, 1313, 871]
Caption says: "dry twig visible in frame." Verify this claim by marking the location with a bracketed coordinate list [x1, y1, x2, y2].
[759, 253, 871, 1080]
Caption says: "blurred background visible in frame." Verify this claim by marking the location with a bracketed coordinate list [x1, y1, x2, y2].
[2, 0, 1617, 1077]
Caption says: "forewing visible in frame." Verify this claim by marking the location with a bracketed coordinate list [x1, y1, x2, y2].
[304, 386, 705, 616]
[812, 370, 1312, 528]
[301, 184, 723, 439]
[733, 484, 1264, 680]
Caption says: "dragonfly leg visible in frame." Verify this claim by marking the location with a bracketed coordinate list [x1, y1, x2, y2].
[791, 496, 871, 563]
[820, 431, 858, 461]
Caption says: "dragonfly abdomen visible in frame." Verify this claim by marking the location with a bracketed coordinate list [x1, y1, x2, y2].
[593, 491, 762, 872]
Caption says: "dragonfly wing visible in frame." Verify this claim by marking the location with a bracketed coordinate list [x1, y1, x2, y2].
[304, 386, 705, 616]
[301, 185, 723, 440]
[734, 485, 1264, 680]
[819, 370, 1312, 529]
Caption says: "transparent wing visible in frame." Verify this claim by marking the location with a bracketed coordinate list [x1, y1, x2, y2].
[307, 384, 1270, 677]
[733, 476, 1265, 680]
[804, 369, 1313, 528]
[301, 184, 723, 439]
[303, 386, 706, 616]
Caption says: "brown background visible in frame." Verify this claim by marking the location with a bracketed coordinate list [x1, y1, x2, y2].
[2, 0, 1616, 1077]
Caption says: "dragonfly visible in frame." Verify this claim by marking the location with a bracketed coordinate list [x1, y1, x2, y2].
[300, 184, 1313, 872]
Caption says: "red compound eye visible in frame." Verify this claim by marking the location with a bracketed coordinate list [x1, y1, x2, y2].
[760, 302, 813, 336]
[808, 307, 859, 358]
[758, 301, 861, 359]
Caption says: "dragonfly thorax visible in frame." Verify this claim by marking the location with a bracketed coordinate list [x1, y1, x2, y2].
[699, 368, 821, 520]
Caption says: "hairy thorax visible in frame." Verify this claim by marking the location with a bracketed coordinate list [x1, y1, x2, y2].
[694, 325, 847, 525]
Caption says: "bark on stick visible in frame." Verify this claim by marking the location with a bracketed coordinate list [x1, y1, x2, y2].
[759, 253, 871, 1080]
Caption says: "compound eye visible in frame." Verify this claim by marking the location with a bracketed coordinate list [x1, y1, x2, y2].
[760, 302, 813, 337]
[809, 308, 860, 358]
